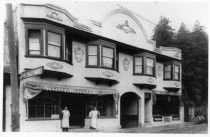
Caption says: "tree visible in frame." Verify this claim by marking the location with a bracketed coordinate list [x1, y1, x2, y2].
[152, 16, 175, 47]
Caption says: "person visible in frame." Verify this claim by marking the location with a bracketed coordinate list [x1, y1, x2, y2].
[88, 107, 100, 129]
[61, 107, 70, 132]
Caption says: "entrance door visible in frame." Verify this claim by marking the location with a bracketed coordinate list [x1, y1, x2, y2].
[61, 93, 85, 127]
[120, 92, 139, 128]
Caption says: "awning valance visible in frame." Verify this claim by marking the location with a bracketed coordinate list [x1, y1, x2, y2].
[23, 81, 118, 95]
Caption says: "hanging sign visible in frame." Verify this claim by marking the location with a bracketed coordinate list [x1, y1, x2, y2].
[21, 66, 44, 80]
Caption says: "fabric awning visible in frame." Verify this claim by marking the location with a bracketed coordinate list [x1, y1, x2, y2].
[23, 81, 118, 95]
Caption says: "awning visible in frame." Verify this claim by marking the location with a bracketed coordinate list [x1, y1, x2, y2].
[23, 81, 118, 95]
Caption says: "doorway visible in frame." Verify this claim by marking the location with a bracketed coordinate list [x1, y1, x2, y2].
[120, 92, 139, 128]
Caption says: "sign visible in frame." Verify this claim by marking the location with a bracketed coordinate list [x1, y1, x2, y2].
[21, 66, 44, 80]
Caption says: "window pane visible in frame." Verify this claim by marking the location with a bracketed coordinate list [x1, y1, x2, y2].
[48, 45, 61, 58]
[103, 47, 113, 58]
[29, 105, 36, 118]
[37, 105, 44, 117]
[165, 72, 171, 79]
[45, 106, 52, 117]
[48, 32, 61, 46]
[175, 65, 179, 73]
[147, 67, 153, 75]
[29, 29, 41, 55]
[29, 51, 41, 55]
[165, 65, 172, 71]
[88, 56, 97, 65]
[174, 72, 179, 80]
[102, 57, 113, 68]
[135, 57, 142, 65]
[147, 58, 154, 67]
[135, 66, 142, 73]
[88, 46, 97, 55]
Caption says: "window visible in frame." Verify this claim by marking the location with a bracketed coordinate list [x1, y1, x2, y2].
[174, 65, 180, 80]
[47, 32, 62, 58]
[28, 91, 60, 118]
[134, 57, 143, 74]
[102, 47, 114, 68]
[87, 44, 116, 69]
[28, 29, 41, 55]
[164, 65, 172, 79]
[87, 45, 98, 66]
[146, 58, 155, 76]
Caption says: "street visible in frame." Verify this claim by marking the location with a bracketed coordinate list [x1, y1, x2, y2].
[69, 123, 208, 134]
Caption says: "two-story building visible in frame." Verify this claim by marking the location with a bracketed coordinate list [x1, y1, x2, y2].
[3, 3, 183, 132]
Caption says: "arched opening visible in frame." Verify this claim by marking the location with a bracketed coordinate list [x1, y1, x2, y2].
[120, 92, 140, 128]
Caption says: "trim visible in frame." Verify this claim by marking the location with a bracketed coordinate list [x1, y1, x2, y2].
[163, 62, 181, 81]
[26, 118, 60, 121]
[133, 56, 143, 75]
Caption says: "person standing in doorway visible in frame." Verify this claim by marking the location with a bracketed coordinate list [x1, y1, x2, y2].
[89, 107, 100, 130]
[61, 106, 70, 132]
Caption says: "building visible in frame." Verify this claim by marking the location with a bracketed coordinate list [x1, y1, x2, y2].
[3, 3, 183, 132]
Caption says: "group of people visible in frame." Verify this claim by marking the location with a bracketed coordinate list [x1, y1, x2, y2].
[61, 106, 100, 132]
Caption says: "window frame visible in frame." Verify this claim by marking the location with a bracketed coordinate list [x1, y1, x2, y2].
[164, 63, 181, 81]
[145, 57, 155, 76]
[174, 64, 180, 81]
[101, 46, 115, 69]
[164, 64, 173, 80]
[86, 44, 99, 67]
[133, 56, 144, 75]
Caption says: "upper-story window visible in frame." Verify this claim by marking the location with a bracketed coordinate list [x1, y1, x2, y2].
[47, 32, 62, 58]
[133, 53, 156, 77]
[25, 22, 72, 63]
[146, 58, 155, 76]
[28, 29, 42, 55]
[86, 40, 116, 70]
[164, 63, 181, 81]
[134, 57, 143, 74]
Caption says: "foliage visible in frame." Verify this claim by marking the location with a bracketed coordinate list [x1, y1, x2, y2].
[153, 18, 208, 107]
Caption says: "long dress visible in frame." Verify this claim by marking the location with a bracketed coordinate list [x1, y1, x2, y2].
[89, 110, 100, 129]
[61, 110, 70, 128]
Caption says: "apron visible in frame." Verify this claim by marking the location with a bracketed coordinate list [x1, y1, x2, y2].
[61, 110, 70, 128]
[89, 110, 99, 129]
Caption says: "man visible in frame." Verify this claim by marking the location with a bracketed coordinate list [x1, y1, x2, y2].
[89, 107, 100, 129]
[61, 107, 70, 132]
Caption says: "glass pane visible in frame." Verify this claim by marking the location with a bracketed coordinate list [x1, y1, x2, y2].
[103, 47, 113, 58]
[88, 56, 97, 65]
[147, 58, 154, 67]
[135, 57, 142, 65]
[29, 51, 41, 55]
[102, 57, 113, 68]
[174, 72, 179, 80]
[147, 67, 153, 75]
[175, 65, 179, 73]
[165, 72, 171, 79]
[37, 105, 44, 117]
[165, 65, 172, 71]
[29, 106, 36, 118]
[45, 106, 52, 117]
[88, 46, 97, 55]
[48, 45, 61, 58]
[48, 32, 61, 46]
[135, 66, 142, 73]
[29, 29, 41, 54]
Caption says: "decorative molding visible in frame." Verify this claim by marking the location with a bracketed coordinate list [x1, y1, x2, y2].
[123, 58, 130, 71]
[116, 20, 136, 34]
[175, 52, 181, 58]
[103, 71, 114, 78]
[157, 66, 162, 77]
[174, 82, 181, 88]
[46, 11, 63, 22]
[153, 47, 162, 53]
[147, 77, 154, 83]
[74, 46, 84, 63]
[46, 62, 63, 70]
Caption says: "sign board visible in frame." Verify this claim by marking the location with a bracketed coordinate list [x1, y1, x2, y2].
[21, 66, 44, 80]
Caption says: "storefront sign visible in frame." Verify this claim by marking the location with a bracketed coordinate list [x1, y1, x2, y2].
[46, 11, 63, 22]
[153, 116, 163, 121]
[21, 66, 44, 80]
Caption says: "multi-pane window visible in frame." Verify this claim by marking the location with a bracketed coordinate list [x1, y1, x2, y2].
[47, 32, 61, 58]
[28, 91, 60, 118]
[174, 65, 180, 80]
[102, 47, 114, 68]
[134, 57, 143, 74]
[28, 29, 41, 55]
[164, 65, 172, 79]
[146, 58, 154, 76]
[87, 45, 98, 66]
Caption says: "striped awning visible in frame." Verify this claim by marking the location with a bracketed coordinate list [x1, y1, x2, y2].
[23, 81, 118, 95]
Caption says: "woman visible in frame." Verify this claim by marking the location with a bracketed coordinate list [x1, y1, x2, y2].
[89, 107, 100, 129]
[61, 107, 70, 132]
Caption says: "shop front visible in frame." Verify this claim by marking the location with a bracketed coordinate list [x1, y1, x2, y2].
[23, 81, 119, 130]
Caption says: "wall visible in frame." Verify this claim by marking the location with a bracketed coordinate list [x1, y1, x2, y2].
[5, 86, 11, 132]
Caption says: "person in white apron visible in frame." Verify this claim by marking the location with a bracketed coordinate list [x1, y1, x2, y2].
[89, 107, 100, 129]
[61, 107, 70, 132]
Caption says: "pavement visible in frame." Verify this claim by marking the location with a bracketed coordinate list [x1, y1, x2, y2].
[68, 123, 208, 134]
